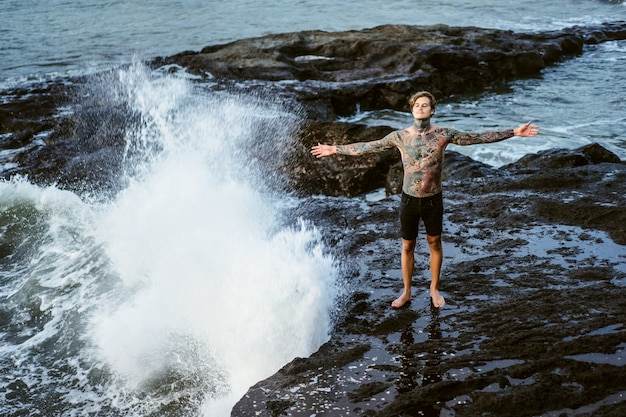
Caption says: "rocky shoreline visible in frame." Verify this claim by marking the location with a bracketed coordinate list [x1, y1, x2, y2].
[3, 22, 626, 193]
[1, 21, 625, 417]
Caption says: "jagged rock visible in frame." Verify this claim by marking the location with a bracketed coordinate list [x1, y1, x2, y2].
[503, 142, 622, 170]
[157, 22, 626, 117]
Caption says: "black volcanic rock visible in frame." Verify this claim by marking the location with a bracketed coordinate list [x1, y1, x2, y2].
[503, 142, 622, 170]
[232, 147, 626, 417]
[157, 22, 626, 117]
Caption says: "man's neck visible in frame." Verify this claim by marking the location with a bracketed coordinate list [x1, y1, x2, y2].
[414, 118, 431, 134]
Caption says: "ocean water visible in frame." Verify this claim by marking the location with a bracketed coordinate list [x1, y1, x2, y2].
[1, 1, 626, 416]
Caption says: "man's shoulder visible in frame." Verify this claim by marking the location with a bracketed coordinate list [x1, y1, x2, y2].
[383, 128, 405, 141]
[433, 126, 459, 138]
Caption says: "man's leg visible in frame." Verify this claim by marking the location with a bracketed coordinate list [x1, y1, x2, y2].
[392, 238, 417, 308]
[427, 234, 445, 308]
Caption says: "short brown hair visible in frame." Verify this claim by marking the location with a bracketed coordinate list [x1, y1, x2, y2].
[409, 91, 437, 111]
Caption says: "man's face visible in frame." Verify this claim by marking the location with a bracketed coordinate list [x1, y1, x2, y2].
[412, 96, 435, 120]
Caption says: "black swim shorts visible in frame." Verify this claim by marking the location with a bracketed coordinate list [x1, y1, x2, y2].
[399, 191, 443, 240]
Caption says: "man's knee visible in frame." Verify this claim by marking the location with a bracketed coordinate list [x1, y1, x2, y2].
[426, 234, 442, 250]
[402, 238, 417, 253]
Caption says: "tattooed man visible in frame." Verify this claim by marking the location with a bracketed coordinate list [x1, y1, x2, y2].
[311, 91, 539, 309]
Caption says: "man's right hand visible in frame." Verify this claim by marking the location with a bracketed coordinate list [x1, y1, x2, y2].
[311, 144, 337, 158]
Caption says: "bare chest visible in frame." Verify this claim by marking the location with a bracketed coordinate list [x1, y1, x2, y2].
[401, 132, 445, 160]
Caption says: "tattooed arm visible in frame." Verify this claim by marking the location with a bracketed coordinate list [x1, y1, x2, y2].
[447, 122, 539, 146]
[447, 128, 515, 146]
[311, 132, 399, 158]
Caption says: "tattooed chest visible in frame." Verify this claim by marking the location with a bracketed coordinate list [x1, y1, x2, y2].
[405, 136, 444, 162]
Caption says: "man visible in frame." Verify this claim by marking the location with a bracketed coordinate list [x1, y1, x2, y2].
[311, 91, 539, 309]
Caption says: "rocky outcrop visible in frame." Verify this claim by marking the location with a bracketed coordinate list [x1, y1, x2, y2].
[157, 22, 626, 117]
[288, 121, 397, 196]
[503, 142, 622, 170]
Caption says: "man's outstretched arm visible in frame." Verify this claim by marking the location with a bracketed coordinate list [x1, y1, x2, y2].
[312, 134, 398, 158]
[450, 121, 540, 146]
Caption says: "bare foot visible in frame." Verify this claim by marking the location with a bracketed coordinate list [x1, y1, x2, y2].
[430, 289, 445, 308]
[391, 293, 411, 308]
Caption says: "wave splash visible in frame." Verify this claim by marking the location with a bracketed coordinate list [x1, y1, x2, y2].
[0, 63, 340, 416]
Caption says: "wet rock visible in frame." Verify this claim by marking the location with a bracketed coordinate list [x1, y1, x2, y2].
[232, 148, 626, 417]
[157, 22, 626, 117]
[503, 142, 622, 170]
